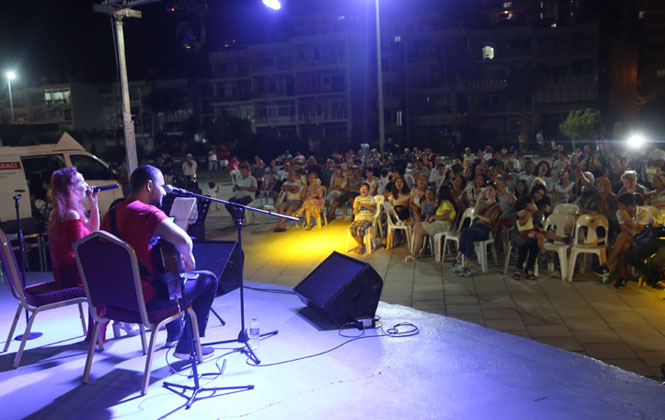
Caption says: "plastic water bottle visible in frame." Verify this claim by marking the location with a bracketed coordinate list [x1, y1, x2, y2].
[249, 317, 260, 350]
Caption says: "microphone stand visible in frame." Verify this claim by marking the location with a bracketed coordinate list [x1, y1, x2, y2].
[13, 193, 42, 341]
[166, 186, 295, 364]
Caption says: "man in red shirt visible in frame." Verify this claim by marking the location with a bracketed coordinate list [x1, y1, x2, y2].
[100, 165, 218, 359]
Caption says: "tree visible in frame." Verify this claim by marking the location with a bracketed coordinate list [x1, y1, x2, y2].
[559, 108, 600, 149]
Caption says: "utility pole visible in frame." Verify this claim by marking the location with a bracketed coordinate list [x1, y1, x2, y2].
[93, 3, 145, 174]
[374, 0, 385, 157]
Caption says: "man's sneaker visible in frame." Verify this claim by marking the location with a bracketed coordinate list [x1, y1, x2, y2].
[614, 277, 627, 289]
[593, 264, 609, 276]
[173, 345, 215, 361]
[459, 268, 472, 277]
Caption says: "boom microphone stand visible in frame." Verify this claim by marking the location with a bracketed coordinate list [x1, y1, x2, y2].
[165, 185, 294, 364]
[13, 192, 42, 341]
[163, 277, 253, 409]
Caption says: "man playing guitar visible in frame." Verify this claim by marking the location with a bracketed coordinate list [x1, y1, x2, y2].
[100, 165, 218, 360]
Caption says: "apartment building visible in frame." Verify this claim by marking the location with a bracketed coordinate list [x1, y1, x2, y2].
[0, 82, 106, 130]
[380, 1, 603, 145]
[209, 13, 369, 147]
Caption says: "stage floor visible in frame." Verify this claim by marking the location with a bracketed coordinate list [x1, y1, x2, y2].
[1, 275, 664, 420]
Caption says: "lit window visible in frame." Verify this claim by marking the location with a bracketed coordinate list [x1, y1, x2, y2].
[639, 11, 645, 19]
[482, 45, 495, 60]
[394, 36, 401, 43]
[540, 12, 544, 19]
[503, 1, 512, 7]
[397, 111, 403, 126]
[551, 23, 557, 28]
[540, 1, 544, 7]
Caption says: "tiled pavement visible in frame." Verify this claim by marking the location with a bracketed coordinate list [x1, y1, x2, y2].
[204, 190, 665, 381]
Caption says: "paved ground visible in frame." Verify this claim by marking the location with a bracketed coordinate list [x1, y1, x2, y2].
[201, 172, 665, 381]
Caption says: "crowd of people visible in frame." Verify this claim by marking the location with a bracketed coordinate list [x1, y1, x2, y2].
[216, 140, 665, 289]
[37, 136, 665, 359]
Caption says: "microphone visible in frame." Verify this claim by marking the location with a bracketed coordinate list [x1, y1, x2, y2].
[164, 185, 192, 195]
[89, 184, 120, 193]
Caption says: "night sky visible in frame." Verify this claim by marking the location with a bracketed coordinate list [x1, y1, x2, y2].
[0, 0, 437, 86]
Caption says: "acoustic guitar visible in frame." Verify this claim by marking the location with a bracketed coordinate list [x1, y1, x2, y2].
[151, 240, 196, 300]
[151, 239, 182, 276]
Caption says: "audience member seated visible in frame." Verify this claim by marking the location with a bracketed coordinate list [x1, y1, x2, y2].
[328, 166, 363, 220]
[225, 163, 258, 221]
[410, 175, 428, 222]
[626, 234, 665, 289]
[617, 170, 648, 199]
[508, 195, 540, 280]
[388, 177, 411, 221]
[594, 193, 653, 289]
[647, 173, 665, 210]
[515, 197, 568, 262]
[348, 183, 377, 254]
[463, 173, 487, 208]
[364, 167, 380, 196]
[404, 186, 457, 262]
[295, 172, 325, 229]
[274, 170, 303, 232]
[584, 177, 619, 238]
[447, 181, 503, 277]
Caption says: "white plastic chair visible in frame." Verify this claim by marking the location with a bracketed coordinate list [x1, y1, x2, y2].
[553, 203, 581, 216]
[441, 207, 475, 261]
[473, 230, 498, 273]
[567, 214, 609, 281]
[432, 210, 461, 262]
[543, 213, 577, 281]
[383, 201, 412, 250]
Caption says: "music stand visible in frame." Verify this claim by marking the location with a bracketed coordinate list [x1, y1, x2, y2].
[165, 185, 296, 364]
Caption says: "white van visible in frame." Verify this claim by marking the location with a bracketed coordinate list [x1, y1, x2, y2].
[0, 132, 123, 230]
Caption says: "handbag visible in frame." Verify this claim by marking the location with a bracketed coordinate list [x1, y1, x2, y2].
[634, 224, 665, 246]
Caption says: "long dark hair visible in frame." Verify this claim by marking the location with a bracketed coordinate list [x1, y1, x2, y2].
[437, 185, 459, 216]
[391, 177, 411, 196]
[514, 180, 529, 199]
[50, 166, 88, 227]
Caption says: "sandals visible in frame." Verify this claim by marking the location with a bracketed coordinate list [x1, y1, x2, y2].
[526, 271, 536, 280]
[403, 255, 417, 262]
[513, 270, 522, 280]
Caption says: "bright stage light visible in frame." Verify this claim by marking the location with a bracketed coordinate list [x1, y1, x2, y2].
[627, 133, 646, 149]
[6, 71, 16, 80]
[262, 0, 282, 10]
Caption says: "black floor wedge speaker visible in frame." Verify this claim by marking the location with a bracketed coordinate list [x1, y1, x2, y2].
[294, 252, 383, 327]
[193, 240, 243, 296]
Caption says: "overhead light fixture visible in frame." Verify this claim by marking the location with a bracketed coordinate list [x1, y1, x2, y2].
[262, 0, 282, 10]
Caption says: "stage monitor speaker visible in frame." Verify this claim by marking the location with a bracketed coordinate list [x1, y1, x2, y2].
[294, 251, 383, 327]
[193, 240, 243, 296]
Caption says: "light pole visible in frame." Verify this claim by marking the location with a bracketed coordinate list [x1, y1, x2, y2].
[6, 71, 16, 124]
[374, 0, 386, 156]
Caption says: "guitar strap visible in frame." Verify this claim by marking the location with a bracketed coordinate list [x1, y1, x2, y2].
[109, 205, 153, 278]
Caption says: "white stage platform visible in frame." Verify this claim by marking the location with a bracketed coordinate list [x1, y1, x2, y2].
[1, 277, 664, 420]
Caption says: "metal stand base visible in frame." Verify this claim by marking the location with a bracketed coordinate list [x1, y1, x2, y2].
[15, 332, 42, 341]
[162, 282, 252, 410]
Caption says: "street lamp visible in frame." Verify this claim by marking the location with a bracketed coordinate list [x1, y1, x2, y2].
[262, 0, 282, 11]
[5, 71, 16, 124]
[373, 0, 386, 156]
